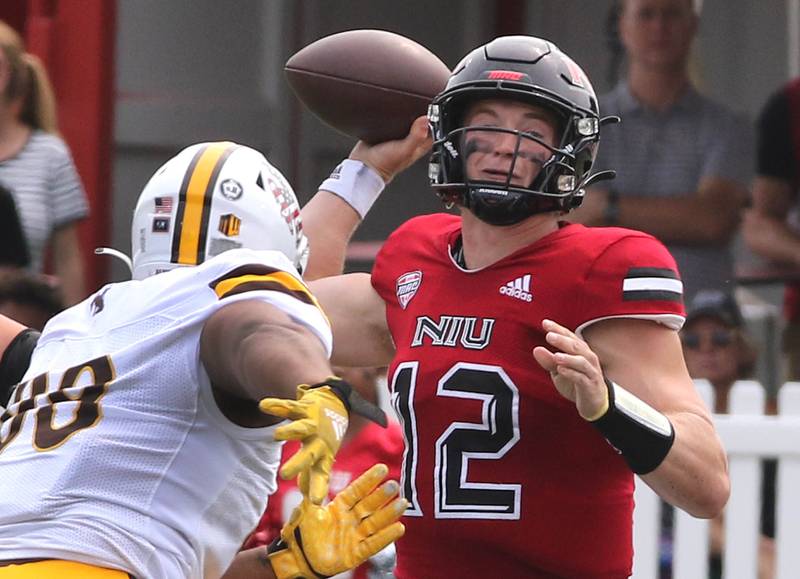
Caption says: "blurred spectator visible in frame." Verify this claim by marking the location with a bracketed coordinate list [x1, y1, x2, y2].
[742, 77, 800, 381]
[677, 289, 774, 579]
[243, 366, 404, 579]
[0, 269, 64, 330]
[682, 289, 758, 410]
[0, 20, 89, 305]
[572, 0, 752, 301]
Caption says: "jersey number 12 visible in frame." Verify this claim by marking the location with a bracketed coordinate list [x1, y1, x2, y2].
[391, 361, 521, 520]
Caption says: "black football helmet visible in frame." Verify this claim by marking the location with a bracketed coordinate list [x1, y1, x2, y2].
[428, 36, 617, 226]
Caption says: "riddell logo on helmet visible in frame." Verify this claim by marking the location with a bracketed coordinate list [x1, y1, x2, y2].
[444, 141, 459, 158]
[487, 70, 526, 81]
[476, 187, 508, 197]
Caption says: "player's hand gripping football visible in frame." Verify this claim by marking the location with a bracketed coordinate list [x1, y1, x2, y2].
[267, 463, 408, 579]
[259, 380, 350, 504]
[349, 115, 432, 183]
[532, 319, 610, 421]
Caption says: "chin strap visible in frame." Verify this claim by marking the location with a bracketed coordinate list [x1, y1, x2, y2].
[94, 247, 133, 276]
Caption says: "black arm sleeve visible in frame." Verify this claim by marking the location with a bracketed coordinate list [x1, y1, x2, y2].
[0, 184, 30, 268]
[0, 328, 40, 407]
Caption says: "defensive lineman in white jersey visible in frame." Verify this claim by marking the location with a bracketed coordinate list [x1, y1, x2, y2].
[0, 142, 408, 579]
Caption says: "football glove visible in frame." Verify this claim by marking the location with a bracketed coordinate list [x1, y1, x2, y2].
[267, 463, 408, 579]
[259, 379, 351, 504]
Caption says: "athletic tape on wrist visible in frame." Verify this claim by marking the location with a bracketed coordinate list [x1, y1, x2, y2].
[319, 159, 385, 219]
[306, 377, 388, 428]
[589, 377, 675, 474]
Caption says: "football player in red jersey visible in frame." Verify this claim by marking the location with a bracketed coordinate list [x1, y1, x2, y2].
[309, 35, 730, 579]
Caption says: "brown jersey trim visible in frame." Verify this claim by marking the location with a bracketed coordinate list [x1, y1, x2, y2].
[209, 264, 325, 314]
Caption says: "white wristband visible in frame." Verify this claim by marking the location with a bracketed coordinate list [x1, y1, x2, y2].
[319, 159, 385, 219]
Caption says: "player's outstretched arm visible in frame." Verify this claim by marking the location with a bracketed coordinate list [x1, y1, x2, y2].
[201, 299, 349, 503]
[220, 464, 408, 579]
[309, 273, 395, 368]
[301, 116, 430, 281]
[533, 317, 729, 518]
[202, 299, 386, 503]
[201, 299, 333, 407]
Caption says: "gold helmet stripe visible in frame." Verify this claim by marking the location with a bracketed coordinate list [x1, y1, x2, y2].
[171, 142, 237, 265]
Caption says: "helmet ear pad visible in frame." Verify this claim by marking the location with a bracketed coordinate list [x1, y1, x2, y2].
[428, 35, 605, 225]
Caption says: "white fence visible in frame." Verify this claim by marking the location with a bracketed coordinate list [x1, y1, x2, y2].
[632, 380, 800, 579]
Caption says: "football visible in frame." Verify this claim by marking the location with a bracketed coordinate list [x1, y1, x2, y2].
[285, 29, 450, 144]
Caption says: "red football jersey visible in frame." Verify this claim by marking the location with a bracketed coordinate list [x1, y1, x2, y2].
[371, 215, 685, 579]
[244, 421, 404, 579]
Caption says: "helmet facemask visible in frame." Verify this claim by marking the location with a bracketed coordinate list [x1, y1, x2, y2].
[428, 36, 616, 226]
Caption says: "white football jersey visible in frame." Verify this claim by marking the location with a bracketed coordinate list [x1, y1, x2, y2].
[0, 248, 332, 579]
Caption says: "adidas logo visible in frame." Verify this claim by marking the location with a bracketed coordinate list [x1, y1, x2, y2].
[324, 408, 348, 441]
[499, 274, 532, 302]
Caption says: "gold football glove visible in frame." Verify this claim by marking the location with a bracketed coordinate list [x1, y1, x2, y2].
[259, 380, 350, 504]
[267, 463, 408, 579]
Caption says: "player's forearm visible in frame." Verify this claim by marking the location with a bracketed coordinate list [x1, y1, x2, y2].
[221, 548, 276, 579]
[202, 301, 333, 403]
[301, 191, 362, 281]
[616, 195, 739, 245]
[235, 321, 332, 401]
[640, 411, 730, 518]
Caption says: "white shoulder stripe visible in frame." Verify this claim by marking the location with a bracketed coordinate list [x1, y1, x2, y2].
[622, 277, 683, 294]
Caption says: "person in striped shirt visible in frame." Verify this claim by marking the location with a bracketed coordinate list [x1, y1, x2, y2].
[0, 20, 89, 305]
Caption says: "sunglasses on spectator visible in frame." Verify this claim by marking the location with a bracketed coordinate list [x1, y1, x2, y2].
[681, 329, 735, 350]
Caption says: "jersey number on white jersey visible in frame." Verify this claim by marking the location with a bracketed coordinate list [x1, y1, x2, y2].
[0, 356, 115, 453]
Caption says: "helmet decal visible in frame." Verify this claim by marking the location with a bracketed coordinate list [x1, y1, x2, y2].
[154, 197, 173, 213]
[219, 178, 244, 200]
[486, 70, 528, 81]
[171, 142, 237, 266]
[266, 173, 300, 232]
[218, 214, 241, 237]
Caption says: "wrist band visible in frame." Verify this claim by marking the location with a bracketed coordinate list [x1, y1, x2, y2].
[306, 376, 388, 427]
[318, 159, 385, 219]
[589, 377, 675, 474]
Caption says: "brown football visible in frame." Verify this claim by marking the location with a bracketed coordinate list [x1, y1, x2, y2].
[285, 29, 450, 144]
